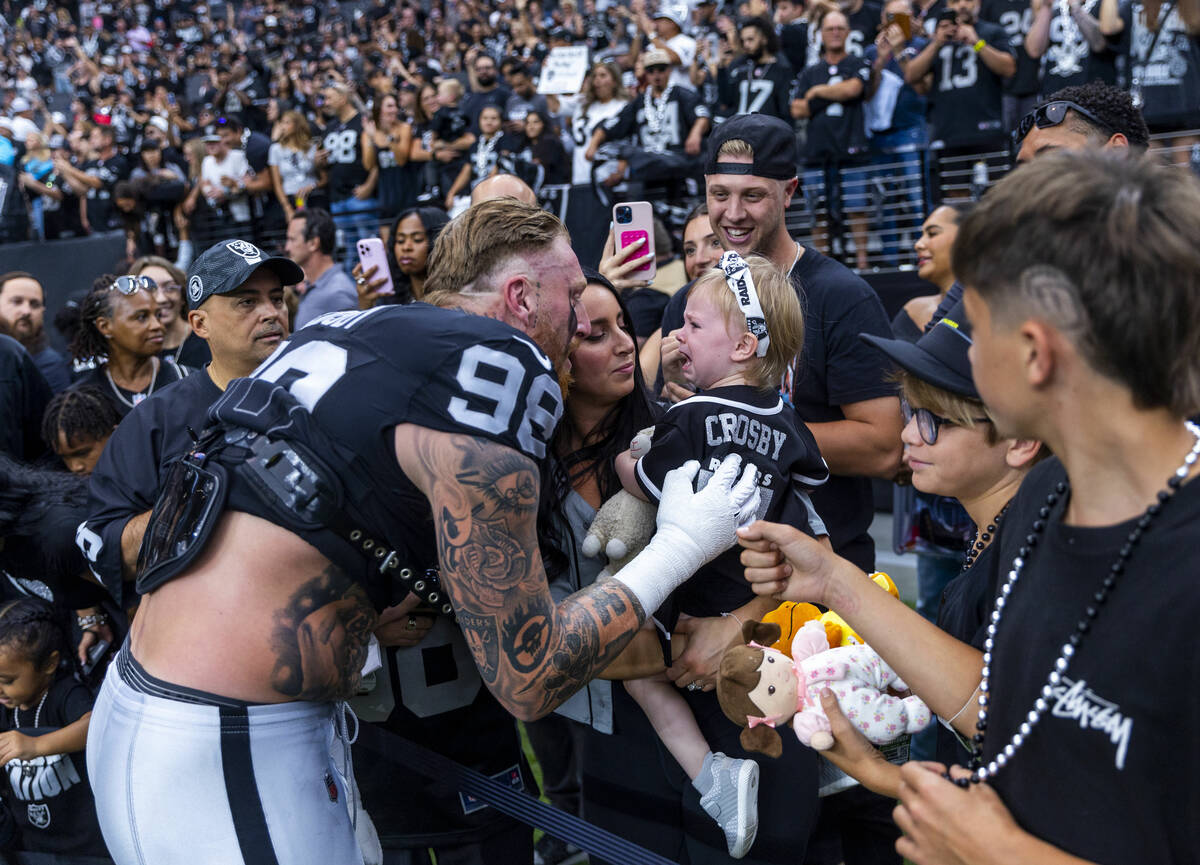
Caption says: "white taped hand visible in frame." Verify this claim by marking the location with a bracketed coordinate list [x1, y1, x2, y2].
[610, 454, 760, 616]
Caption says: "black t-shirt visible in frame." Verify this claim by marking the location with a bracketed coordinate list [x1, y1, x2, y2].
[321, 111, 369, 202]
[658, 248, 894, 571]
[980, 0, 1042, 95]
[79, 369, 222, 601]
[183, 305, 563, 604]
[0, 673, 106, 856]
[978, 457, 1200, 863]
[73, 357, 189, 420]
[1035, 1, 1120, 92]
[795, 55, 871, 162]
[82, 153, 129, 231]
[635, 385, 829, 617]
[603, 85, 710, 153]
[781, 20, 817, 72]
[718, 57, 797, 122]
[0, 335, 51, 463]
[431, 105, 470, 144]
[461, 87, 513, 135]
[1118, 0, 1200, 128]
[920, 20, 1015, 147]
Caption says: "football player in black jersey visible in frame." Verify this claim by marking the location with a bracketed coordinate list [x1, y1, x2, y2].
[87, 200, 759, 864]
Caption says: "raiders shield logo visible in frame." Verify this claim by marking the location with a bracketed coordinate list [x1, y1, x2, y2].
[187, 275, 204, 304]
[225, 239, 263, 264]
[27, 802, 50, 829]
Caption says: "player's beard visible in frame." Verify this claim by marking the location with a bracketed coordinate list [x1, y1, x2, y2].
[530, 312, 577, 400]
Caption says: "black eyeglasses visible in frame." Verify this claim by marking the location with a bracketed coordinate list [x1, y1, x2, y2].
[108, 275, 158, 295]
[1013, 100, 1115, 145]
[901, 398, 991, 445]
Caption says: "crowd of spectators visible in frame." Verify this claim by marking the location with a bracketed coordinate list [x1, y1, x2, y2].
[2, 0, 1197, 265]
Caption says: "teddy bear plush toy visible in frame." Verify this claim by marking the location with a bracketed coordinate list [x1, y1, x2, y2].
[716, 618, 932, 756]
[580, 428, 658, 577]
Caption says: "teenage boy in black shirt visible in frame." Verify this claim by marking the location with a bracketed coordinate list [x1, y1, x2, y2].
[739, 149, 1200, 865]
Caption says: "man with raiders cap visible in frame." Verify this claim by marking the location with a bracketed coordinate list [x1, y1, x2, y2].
[652, 114, 905, 864]
[79, 238, 298, 607]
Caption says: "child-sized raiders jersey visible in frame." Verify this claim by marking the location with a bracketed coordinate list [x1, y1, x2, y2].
[635, 385, 829, 618]
[178, 304, 564, 604]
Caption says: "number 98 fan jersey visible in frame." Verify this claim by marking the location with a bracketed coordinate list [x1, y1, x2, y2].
[174, 304, 562, 603]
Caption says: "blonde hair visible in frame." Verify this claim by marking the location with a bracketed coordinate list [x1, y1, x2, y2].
[278, 110, 312, 151]
[691, 254, 804, 390]
[896, 372, 999, 445]
[582, 61, 631, 108]
[718, 139, 755, 159]
[437, 78, 464, 100]
[423, 198, 569, 305]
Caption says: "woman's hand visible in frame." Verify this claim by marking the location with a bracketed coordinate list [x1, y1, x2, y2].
[737, 520, 843, 605]
[666, 613, 741, 690]
[815, 689, 901, 796]
[658, 330, 695, 403]
[599, 227, 653, 291]
[894, 762, 1029, 865]
[351, 262, 389, 309]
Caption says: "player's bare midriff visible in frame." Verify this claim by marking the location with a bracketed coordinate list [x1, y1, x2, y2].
[130, 510, 377, 704]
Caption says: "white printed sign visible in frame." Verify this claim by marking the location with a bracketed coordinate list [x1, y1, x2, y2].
[537, 46, 590, 94]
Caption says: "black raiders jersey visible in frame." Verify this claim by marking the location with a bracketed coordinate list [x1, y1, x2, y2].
[634, 385, 828, 617]
[718, 58, 797, 122]
[321, 112, 369, 201]
[923, 20, 1014, 147]
[199, 304, 563, 603]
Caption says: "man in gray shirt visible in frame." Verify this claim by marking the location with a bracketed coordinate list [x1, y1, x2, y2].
[283, 207, 360, 329]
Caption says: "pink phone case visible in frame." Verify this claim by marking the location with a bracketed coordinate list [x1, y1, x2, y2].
[356, 239, 394, 296]
[621, 230, 652, 272]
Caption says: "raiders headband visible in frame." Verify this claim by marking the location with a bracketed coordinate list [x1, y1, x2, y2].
[720, 251, 769, 358]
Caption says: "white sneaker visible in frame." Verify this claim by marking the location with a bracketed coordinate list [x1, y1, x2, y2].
[697, 752, 760, 859]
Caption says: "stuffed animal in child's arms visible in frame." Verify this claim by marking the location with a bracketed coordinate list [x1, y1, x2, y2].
[717, 619, 932, 756]
[581, 427, 657, 577]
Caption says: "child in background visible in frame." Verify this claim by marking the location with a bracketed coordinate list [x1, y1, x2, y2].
[443, 105, 507, 211]
[426, 79, 472, 203]
[613, 252, 832, 859]
[0, 598, 108, 857]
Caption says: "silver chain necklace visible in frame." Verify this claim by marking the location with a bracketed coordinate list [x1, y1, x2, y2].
[473, 131, 500, 178]
[643, 83, 674, 143]
[955, 421, 1200, 787]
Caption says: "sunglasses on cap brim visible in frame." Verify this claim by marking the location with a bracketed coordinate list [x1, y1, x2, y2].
[108, 275, 158, 295]
[1013, 100, 1115, 146]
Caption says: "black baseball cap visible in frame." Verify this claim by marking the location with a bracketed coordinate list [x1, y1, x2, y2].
[186, 239, 304, 311]
[859, 299, 979, 398]
[704, 114, 799, 181]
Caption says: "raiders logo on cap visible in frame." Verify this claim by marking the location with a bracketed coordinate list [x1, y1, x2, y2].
[225, 239, 263, 264]
[187, 275, 204, 304]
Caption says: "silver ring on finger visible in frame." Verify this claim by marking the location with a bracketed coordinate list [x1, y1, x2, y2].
[356, 277, 366, 285]
[687, 682, 701, 692]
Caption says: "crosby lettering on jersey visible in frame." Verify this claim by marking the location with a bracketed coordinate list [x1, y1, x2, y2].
[704, 411, 788, 461]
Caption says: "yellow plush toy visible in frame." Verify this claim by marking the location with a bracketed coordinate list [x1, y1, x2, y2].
[761, 573, 899, 654]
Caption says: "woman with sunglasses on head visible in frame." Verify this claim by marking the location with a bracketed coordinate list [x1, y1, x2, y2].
[128, 255, 211, 370]
[67, 274, 189, 420]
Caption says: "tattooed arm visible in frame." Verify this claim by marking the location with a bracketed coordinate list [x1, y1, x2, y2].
[395, 424, 644, 720]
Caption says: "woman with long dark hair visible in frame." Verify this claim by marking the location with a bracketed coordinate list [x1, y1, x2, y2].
[352, 206, 450, 307]
[68, 274, 188, 419]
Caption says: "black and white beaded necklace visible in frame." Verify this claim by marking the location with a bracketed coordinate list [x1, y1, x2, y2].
[953, 420, 1200, 787]
[961, 503, 1009, 572]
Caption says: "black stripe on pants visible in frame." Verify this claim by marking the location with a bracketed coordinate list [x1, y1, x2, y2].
[220, 706, 282, 865]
